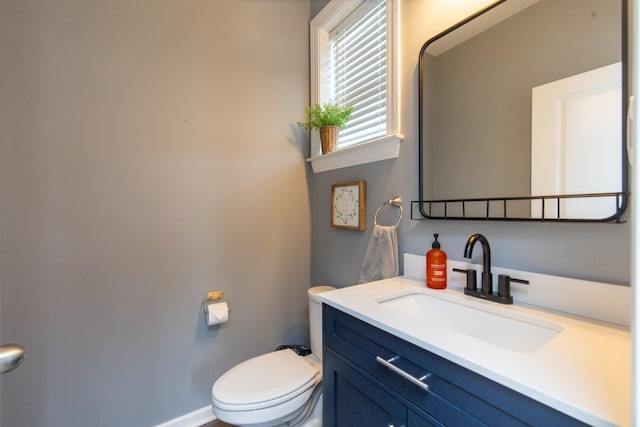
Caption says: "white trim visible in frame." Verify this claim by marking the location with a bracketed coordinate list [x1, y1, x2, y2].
[154, 405, 216, 427]
[308, 0, 401, 171]
[307, 134, 402, 173]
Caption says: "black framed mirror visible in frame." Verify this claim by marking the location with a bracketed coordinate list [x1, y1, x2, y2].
[416, 0, 628, 222]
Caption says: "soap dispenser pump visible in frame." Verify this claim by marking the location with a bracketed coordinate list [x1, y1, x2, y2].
[426, 233, 447, 289]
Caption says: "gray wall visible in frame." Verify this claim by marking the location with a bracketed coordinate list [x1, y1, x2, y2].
[0, 1, 311, 426]
[310, 1, 631, 288]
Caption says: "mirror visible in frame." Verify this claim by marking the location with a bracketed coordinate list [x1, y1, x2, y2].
[418, 0, 628, 221]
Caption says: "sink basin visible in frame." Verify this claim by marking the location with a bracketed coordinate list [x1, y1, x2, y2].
[378, 290, 563, 353]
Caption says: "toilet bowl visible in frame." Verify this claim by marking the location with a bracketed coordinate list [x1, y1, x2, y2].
[211, 286, 335, 427]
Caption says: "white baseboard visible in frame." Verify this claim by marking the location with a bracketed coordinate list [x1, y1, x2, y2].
[154, 405, 216, 427]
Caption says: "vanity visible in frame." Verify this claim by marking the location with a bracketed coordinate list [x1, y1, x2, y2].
[316, 0, 631, 424]
[318, 256, 630, 427]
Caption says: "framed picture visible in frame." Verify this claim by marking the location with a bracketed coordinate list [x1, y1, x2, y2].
[331, 181, 366, 231]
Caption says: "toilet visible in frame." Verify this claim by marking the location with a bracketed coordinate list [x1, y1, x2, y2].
[211, 286, 335, 427]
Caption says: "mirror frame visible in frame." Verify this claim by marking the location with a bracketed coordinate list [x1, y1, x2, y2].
[416, 0, 629, 222]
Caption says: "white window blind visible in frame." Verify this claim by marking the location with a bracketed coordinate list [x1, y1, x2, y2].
[331, 0, 387, 149]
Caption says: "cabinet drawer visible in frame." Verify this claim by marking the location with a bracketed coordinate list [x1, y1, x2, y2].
[324, 350, 434, 427]
[323, 304, 588, 427]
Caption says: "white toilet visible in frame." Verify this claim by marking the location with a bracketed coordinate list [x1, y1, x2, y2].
[211, 286, 335, 427]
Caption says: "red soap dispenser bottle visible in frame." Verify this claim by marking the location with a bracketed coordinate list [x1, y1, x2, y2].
[426, 233, 447, 289]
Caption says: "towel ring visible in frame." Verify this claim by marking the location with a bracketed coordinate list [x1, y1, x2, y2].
[374, 197, 403, 228]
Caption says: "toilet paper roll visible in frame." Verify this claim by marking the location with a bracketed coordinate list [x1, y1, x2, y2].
[206, 301, 229, 326]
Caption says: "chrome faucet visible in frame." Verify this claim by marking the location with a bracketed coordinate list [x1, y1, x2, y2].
[453, 233, 529, 305]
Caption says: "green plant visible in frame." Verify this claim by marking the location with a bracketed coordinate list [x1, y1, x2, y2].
[298, 102, 353, 130]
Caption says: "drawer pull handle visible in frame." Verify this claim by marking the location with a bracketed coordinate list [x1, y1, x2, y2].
[376, 356, 430, 391]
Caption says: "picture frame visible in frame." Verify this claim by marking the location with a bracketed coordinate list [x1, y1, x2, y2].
[331, 181, 366, 231]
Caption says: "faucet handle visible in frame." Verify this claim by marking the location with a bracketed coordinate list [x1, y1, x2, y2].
[453, 268, 477, 291]
[497, 274, 529, 299]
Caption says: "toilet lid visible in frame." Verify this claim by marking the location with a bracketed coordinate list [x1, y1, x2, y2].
[212, 349, 319, 407]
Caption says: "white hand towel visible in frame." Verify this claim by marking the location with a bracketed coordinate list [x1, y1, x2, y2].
[358, 224, 399, 284]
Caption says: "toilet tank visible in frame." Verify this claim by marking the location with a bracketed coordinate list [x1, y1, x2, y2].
[308, 286, 335, 359]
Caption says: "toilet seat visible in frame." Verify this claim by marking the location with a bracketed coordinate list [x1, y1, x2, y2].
[212, 349, 319, 411]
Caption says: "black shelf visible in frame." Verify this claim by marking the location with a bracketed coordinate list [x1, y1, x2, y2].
[412, 192, 628, 223]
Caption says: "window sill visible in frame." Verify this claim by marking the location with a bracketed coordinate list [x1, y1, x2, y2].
[306, 134, 403, 173]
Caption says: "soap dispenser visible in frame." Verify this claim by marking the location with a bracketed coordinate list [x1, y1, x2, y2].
[426, 233, 447, 289]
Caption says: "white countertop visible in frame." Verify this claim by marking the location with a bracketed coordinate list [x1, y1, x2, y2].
[318, 276, 631, 427]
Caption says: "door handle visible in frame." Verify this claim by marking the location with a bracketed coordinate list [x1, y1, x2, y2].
[0, 344, 25, 374]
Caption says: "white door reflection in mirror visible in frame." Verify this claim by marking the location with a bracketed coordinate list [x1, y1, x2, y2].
[531, 62, 622, 219]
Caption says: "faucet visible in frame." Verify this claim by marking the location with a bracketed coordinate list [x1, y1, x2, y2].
[464, 233, 492, 294]
[453, 233, 529, 305]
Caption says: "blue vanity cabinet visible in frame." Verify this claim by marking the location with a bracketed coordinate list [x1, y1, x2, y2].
[324, 349, 443, 427]
[325, 350, 415, 426]
[323, 304, 589, 427]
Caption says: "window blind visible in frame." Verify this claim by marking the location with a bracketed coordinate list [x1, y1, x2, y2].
[331, 0, 387, 148]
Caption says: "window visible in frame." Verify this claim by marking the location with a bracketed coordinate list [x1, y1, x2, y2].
[332, 1, 387, 148]
[308, 0, 402, 173]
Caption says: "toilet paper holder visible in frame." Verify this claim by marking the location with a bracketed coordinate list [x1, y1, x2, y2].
[203, 291, 230, 314]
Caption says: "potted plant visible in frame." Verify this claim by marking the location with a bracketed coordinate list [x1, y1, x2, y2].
[298, 102, 353, 154]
